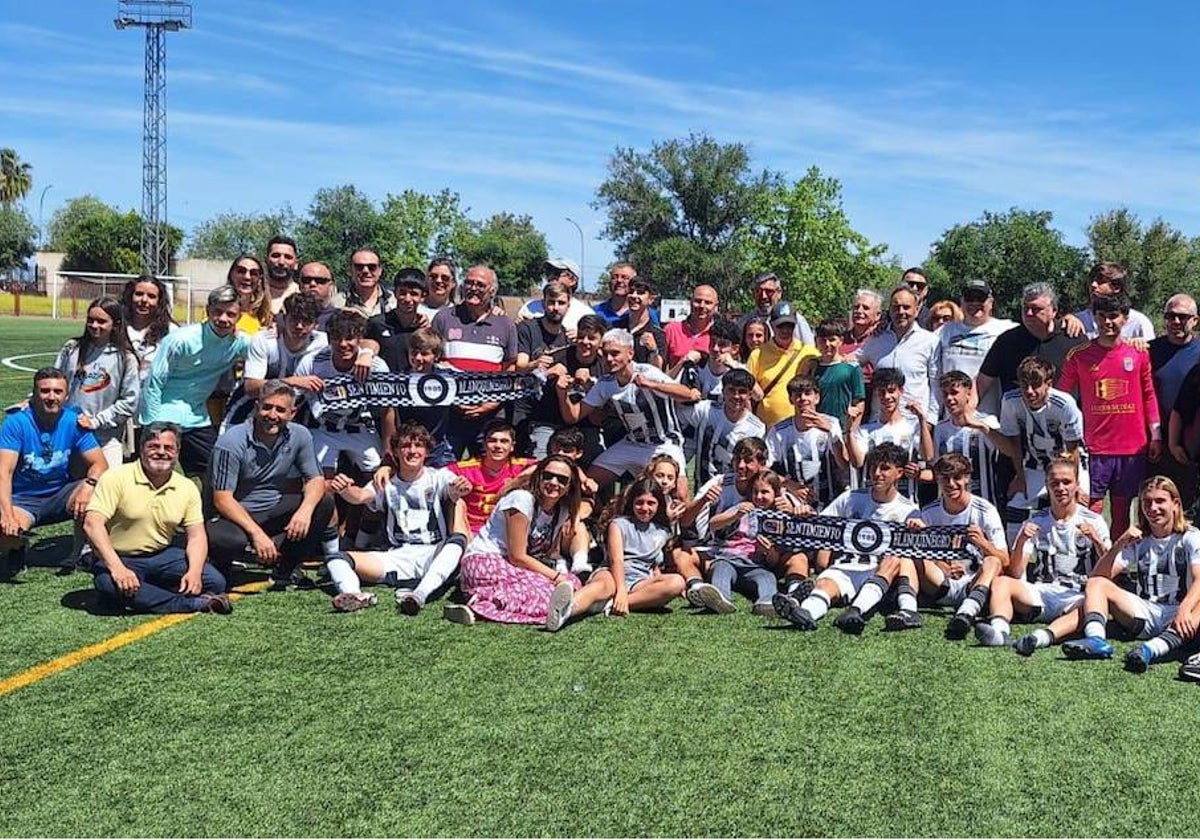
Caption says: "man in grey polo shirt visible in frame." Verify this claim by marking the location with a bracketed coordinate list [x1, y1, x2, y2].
[205, 380, 338, 589]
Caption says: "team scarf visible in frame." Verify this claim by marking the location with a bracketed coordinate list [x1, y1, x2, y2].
[753, 510, 978, 561]
[319, 371, 542, 410]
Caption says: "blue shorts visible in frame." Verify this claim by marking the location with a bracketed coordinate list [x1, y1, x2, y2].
[11, 481, 80, 528]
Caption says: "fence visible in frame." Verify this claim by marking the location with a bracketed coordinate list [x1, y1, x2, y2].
[0, 274, 201, 322]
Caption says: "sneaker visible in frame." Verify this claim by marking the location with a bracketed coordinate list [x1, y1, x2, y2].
[332, 592, 377, 613]
[584, 598, 612, 617]
[198, 593, 234, 615]
[443, 603, 476, 626]
[1123, 643, 1153, 674]
[394, 589, 423, 616]
[269, 568, 316, 592]
[944, 613, 973, 641]
[772, 593, 818, 631]
[690, 582, 736, 615]
[545, 581, 575, 632]
[1013, 633, 1040, 657]
[684, 581, 706, 607]
[1062, 636, 1114, 660]
[833, 607, 866, 635]
[1177, 652, 1200, 683]
[787, 578, 815, 601]
[751, 600, 778, 618]
[883, 609, 922, 632]
[973, 622, 1011, 647]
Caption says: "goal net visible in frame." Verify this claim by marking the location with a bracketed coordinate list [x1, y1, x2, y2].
[52, 272, 195, 323]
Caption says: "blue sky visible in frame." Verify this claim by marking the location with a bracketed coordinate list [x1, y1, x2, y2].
[5, 1, 1200, 291]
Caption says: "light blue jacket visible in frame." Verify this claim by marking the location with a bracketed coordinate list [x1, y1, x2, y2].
[137, 322, 250, 428]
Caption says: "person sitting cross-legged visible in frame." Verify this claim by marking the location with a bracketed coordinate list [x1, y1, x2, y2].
[205, 380, 338, 590]
[325, 422, 469, 614]
[85, 422, 230, 614]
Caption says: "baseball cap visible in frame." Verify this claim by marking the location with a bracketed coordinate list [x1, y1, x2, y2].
[961, 279, 992, 300]
[769, 301, 798, 327]
[543, 257, 581, 281]
[393, 267, 428, 293]
[629, 276, 657, 296]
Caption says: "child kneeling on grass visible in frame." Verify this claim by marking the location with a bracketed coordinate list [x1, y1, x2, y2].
[325, 422, 469, 614]
[1055, 476, 1200, 672]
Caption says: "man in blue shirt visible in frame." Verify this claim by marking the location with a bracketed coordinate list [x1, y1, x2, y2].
[137, 285, 251, 477]
[1, 367, 107, 572]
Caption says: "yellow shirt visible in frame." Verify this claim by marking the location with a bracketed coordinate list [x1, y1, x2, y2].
[747, 339, 819, 427]
[86, 461, 204, 556]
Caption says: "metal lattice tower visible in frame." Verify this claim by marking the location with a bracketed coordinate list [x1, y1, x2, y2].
[115, 1, 191, 276]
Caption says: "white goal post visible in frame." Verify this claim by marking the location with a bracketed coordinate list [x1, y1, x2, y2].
[51, 272, 194, 322]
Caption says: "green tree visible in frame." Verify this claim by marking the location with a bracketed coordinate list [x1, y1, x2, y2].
[376, 189, 473, 271]
[48, 195, 182, 274]
[744, 166, 896, 319]
[187, 208, 297, 260]
[926, 208, 1089, 318]
[295, 185, 381, 284]
[593, 133, 780, 300]
[457, 212, 549, 296]
[1086, 208, 1200, 313]
[0, 148, 33, 207]
[0, 206, 37, 272]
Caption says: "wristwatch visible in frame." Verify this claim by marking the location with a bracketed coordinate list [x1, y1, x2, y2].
[83, 477, 98, 487]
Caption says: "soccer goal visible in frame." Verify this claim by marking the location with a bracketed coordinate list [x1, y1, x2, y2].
[51, 272, 195, 323]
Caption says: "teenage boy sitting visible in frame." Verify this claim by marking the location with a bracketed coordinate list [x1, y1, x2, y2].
[911, 453, 1010, 640]
[326, 422, 469, 614]
[688, 368, 766, 489]
[450, 420, 532, 536]
[931, 371, 1004, 508]
[773, 443, 919, 632]
[845, 367, 932, 501]
[766, 374, 848, 514]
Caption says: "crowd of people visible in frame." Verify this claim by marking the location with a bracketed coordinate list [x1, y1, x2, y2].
[3, 240, 1200, 682]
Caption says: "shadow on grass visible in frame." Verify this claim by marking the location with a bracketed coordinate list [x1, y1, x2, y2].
[60, 588, 128, 617]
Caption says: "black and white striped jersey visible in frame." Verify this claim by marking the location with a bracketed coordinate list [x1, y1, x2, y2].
[584, 363, 684, 445]
[852, 416, 921, 498]
[933, 414, 1001, 507]
[999, 388, 1087, 508]
[767, 415, 846, 509]
[918, 495, 1005, 572]
[295, 348, 389, 425]
[690, 401, 766, 488]
[368, 467, 456, 547]
[1116, 526, 1200, 604]
[1021, 506, 1111, 588]
[223, 329, 328, 430]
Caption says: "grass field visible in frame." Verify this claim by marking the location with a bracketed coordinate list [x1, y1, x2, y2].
[2, 314, 1200, 836]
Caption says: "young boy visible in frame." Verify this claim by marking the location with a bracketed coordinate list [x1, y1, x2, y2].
[1057, 292, 1160, 538]
[911, 453, 1010, 640]
[997, 356, 1087, 543]
[766, 374, 847, 512]
[931, 371, 1003, 508]
[812, 316, 865, 428]
[450, 420, 532, 536]
[844, 367, 932, 500]
[773, 443, 920, 631]
[326, 422, 469, 614]
[689, 369, 766, 489]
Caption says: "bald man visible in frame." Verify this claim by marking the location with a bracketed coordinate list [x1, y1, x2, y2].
[663, 284, 720, 368]
[1152, 293, 1200, 506]
[297, 262, 345, 328]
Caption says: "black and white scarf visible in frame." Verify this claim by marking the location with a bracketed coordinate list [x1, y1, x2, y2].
[320, 371, 542, 410]
[754, 510, 977, 561]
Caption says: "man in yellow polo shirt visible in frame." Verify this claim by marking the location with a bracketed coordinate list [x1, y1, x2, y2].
[747, 302, 818, 427]
[84, 422, 231, 614]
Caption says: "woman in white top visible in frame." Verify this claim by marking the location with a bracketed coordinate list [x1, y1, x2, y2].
[120, 275, 177, 380]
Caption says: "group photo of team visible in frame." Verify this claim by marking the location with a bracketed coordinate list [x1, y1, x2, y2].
[5, 243, 1199, 681]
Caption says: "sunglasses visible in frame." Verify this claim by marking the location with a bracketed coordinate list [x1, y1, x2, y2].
[353, 262, 380, 272]
[906, 281, 928, 291]
[300, 275, 333, 286]
[541, 472, 572, 486]
[233, 266, 262, 277]
[428, 272, 454, 281]
[1165, 312, 1195, 322]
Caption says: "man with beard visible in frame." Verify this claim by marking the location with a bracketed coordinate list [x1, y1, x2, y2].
[206, 380, 338, 588]
[297, 262, 345, 329]
[859, 286, 941, 423]
[937, 280, 1016, 416]
[738, 272, 815, 345]
[514, 281, 572, 457]
[264, 235, 300, 314]
[85, 422, 230, 614]
[344, 248, 395, 320]
[1, 367, 108, 572]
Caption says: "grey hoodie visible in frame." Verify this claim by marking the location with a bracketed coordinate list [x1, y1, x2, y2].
[54, 340, 141, 432]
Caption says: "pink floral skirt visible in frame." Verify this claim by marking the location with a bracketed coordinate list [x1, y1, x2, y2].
[460, 552, 582, 625]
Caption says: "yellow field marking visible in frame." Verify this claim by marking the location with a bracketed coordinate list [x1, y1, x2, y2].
[0, 579, 272, 699]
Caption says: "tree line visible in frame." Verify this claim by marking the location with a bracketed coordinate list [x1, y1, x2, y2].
[4, 137, 1200, 320]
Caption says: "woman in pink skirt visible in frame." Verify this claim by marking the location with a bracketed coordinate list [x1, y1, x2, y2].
[445, 455, 583, 627]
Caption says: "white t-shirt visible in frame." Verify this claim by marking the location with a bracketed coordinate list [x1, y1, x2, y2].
[1021, 506, 1111, 587]
[517, 297, 596, 333]
[369, 467, 456, 547]
[1114, 526, 1200, 604]
[1073, 307, 1155, 341]
[689, 401, 766, 487]
[937, 318, 1017, 415]
[467, 488, 568, 565]
[999, 388, 1087, 509]
[243, 328, 328, 381]
[853, 416, 921, 498]
[934, 414, 1001, 507]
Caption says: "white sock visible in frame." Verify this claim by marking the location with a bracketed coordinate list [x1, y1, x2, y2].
[898, 592, 917, 612]
[956, 596, 983, 619]
[1084, 619, 1106, 639]
[571, 549, 591, 570]
[1145, 637, 1172, 658]
[414, 541, 464, 602]
[801, 590, 830, 621]
[851, 580, 885, 613]
[326, 557, 361, 595]
[1032, 629, 1053, 648]
[990, 615, 1011, 636]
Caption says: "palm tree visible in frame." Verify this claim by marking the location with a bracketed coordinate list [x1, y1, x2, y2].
[0, 148, 33, 207]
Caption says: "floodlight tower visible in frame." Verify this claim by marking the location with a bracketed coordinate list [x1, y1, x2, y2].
[114, 0, 191, 276]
